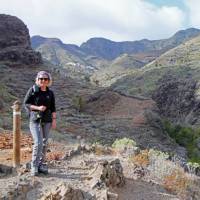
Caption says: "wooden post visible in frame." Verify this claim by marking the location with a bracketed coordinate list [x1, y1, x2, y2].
[12, 100, 21, 167]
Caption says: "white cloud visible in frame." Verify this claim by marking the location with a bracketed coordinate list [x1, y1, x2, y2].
[0, 0, 187, 45]
[185, 0, 200, 28]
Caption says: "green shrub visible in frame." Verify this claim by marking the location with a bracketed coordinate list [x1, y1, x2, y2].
[163, 120, 200, 164]
[112, 137, 136, 149]
[149, 149, 170, 160]
[175, 127, 194, 146]
[72, 96, 85, 112]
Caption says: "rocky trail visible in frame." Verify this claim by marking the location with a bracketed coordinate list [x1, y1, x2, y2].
[0, 131, 181, 200]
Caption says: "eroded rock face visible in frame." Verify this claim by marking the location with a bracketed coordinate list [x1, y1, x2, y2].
[0, 14, 42, 65]
[152, 75, 200, 125]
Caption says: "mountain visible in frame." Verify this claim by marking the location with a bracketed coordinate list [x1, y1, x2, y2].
[90, 27, 200, 86]
[80, 28, 200, 60]
[111, 33, 200, 97]
[31, 35, 87, 60]
[31, 28, 200, 85]
[31, 36, 97, 80]
[31, 35, 87, 65]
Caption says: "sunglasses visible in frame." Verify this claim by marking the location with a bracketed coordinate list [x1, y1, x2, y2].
[38, 78, 49, 81]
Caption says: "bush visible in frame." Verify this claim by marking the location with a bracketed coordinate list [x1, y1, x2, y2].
[147, 149, 180, 183]
[112, 137, 137, 150]
[187, 162, 200, 174]
[130, 149, 149, 167]
[72, 96, 86, 112]
[163, 120, 200, 164]
[163, 169, 190, 197]
[148, 149, 169, 160]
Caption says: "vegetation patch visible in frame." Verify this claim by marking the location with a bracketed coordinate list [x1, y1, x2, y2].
[163, 120, 200, 163]
[112, 137, 137, 150]
[163, 169, 190, 197]
[72, 95, 86, 112]
[130, 149, 149, 167]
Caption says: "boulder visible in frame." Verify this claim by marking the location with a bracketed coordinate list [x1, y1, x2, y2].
[90, 159, 125, 189]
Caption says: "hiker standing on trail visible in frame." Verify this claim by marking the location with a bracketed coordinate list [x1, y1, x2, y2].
[24, 71, 56, 176]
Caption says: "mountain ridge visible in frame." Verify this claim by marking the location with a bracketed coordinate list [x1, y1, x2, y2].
[32, 28, 200, 61]
[31, 27, 200, 84]
[80, 27, 200, 60]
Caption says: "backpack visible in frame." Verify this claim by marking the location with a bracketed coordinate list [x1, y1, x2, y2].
[24, 84, 40, 117]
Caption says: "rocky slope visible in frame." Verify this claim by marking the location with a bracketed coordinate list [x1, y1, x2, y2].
[31, 36, 96, 80]
[90, 54, 144, 87]
[152, 76, 199, 125]
[0, 14, 42, 66]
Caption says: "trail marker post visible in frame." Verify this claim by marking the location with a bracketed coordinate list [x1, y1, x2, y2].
[12, 100, 21, 167]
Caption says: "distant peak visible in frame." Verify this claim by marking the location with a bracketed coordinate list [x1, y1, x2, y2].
[31, 35, 63, 44]
[87, 37, 114, 41]
[173, 27, 200, 37]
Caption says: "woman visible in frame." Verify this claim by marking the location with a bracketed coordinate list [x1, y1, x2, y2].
[24, 71, 56, 176]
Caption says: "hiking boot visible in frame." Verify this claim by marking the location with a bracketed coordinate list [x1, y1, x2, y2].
[38, 164, 48, 175]
[31, 166, 38, 176]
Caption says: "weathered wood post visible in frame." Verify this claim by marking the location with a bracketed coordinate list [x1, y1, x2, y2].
[12, 100, 21, 167]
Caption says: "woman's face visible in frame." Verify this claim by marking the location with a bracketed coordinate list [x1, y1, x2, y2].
[37, 75, 49, 87]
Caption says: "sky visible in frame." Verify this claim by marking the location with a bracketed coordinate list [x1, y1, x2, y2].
[0, 0, 200, 45]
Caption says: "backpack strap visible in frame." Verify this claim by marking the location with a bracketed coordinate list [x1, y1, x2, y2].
[32, 84, 40, 94]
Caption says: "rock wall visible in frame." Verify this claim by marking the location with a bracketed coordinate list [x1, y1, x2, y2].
[152, 75, 200, 126]
[0, 14, 42, 65]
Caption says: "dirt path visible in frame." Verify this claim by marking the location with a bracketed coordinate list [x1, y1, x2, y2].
[113, 179, 179, 200]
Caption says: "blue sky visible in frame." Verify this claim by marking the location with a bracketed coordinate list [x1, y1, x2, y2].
[147, 0, 185, 9]
[0, 0, 200, 45]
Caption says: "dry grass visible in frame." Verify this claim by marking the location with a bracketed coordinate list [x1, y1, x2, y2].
[46, 151, 64, 161]
[94, 145, 114, 156]
[128, 148, 197, 198]
[129, 149, 149, 167]
[163, 169, 190, 197]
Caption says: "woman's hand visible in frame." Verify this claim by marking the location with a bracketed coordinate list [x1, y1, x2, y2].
[52, 118, 56, 129]
[38, 105, 47, 112]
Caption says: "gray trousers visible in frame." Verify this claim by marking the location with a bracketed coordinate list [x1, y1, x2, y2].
[30, 122, 51, 168]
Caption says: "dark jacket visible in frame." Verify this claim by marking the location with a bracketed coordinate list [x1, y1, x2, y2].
[24, 85, 56, 123]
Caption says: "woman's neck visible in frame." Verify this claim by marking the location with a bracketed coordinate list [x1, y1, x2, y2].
[40, 86, 47, 91]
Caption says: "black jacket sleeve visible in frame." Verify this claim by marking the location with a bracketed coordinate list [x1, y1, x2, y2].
[50, 91, 56, 113]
